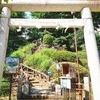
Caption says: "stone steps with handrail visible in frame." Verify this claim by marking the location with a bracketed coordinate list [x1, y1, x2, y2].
[14, 63, 53, 99]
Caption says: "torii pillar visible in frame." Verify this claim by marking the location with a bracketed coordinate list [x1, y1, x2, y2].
[82, 7, 100, 100]
[0, 7, 11, 87]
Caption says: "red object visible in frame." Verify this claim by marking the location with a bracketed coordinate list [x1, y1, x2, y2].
[78, 83, 82, 95]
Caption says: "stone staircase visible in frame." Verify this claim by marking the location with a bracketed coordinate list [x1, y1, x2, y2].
[12, 64, 63, 100]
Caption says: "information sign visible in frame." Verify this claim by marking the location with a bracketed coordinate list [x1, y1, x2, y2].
[56, 63, 61, 70]
[61, 77, 71, 89]
[47, 70, 52, 76]
[6, 57, 20, 72]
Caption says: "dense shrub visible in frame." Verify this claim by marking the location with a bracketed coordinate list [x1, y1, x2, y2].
[40, 49, 76, 62]
[78, 51, 87, 59]
[40, 59, 52, 71]
[56, 50, 76, 62]
[21, 43, 36, 54]
[43, 34, 54, 44]
[0, 78, 9, 96]
[53, 38, 60, 45]
[79, 59, 88, 68]
[96, 33, 100, 51]
[24, 55, 35, 66]
[10, 43, 88, 76]
[11, 43, 36, 59]
[11, 49, 26, 58]
[24, 53, 53, 71]
[40, 48, 57, 60]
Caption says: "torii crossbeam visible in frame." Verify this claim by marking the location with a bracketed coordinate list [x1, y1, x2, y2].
[0, 0, 100, 12]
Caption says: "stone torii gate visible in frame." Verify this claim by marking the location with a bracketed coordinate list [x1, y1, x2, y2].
[0, 0, 100, 100]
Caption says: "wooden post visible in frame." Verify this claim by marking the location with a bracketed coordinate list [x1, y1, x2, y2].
[78, 83, 82, 100]
[58, 70, 60, 84]
[9, 74, 13, 100]
[0, 7, 11, 88]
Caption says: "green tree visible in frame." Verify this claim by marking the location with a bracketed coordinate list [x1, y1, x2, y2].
[7, 12, 26, 55]
[0, 0, 8, 3]
[11, 12, 25, 18]
[92, 12, 100, 30]
[96, 32, 100, 51]
[43, 34, 54, 44]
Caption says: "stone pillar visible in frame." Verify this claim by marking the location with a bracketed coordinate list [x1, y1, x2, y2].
[0, 7, 11, 87]
[81, 7, 100, 100]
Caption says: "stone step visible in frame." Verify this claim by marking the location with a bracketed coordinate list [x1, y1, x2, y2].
[23, 94, 63, 100]
[32, 84, 42, 87]
[30, 80, 40, 83]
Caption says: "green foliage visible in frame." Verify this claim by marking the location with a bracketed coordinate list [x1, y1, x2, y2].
[4, 0, 8, 3]
[30, 12, 100, 51]
[7, 12, 26, 55]
[53, 36, 67, 48]
[96, 33, 100, 51]
[11, 49, 26, 59]
[56, 50, 76, 62]
[0, 78, 9, 96]
[11, 12, 25, 18]
[29, 53, 45, 68]
[10, 42, 89, 83]
[40, 48, 57, 60]
[40, 49, 76, 62]
[31, 12, 71, 19]
[10, 43, 54, 72]
[34, 54, 52, 71]
[31, 12, 46, 18]
[11, 43, 35, 58]
[21, 43, 35, 54]
[39, 59, 52, 71]
[92, 12, 100, 30]
[24, 55, 35, 66]
[10, 43, 88, 73]
[38, 30, 52, 38]
[76, 29, 85, 50]
[29, 29, 40, 41]
[79, 59, 88, 68]
[78, 51, 87, 59]
[0, 0, 8, 3]
[24, 53, 53, 71]
[12, 45, 76, 72]
[53, 38, 60, 45]
[43, 34, 54, 44]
